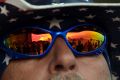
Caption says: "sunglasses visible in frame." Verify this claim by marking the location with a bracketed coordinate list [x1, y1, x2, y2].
[0, 23, 107, 59]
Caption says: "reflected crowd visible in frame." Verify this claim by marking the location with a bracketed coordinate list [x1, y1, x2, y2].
[6, 38, 102, 55]
[68, 38, 102, 52]
[8, 41, 50, 55]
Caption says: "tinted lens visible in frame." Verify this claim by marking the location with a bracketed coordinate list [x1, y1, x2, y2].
[4, 28, 52, 55]
[66, 31, 104, 52]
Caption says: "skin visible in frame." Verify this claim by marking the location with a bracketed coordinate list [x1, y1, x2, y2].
[2, 37, 111, 80]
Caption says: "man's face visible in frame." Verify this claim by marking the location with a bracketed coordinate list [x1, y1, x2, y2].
[1, 37, 111, 80]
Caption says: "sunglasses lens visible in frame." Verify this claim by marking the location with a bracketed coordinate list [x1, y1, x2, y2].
[66, 30, 104, 53]
[4, 28, 52, 55]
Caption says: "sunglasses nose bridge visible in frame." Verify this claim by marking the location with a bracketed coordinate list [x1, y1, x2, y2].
[53, 32, 66, 40]
[51, 31, 67, 45]
[55, 31, 66, 36]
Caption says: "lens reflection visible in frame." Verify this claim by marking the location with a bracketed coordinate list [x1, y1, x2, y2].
[66, 31, 104, 52]
[4, 28, 52, 55]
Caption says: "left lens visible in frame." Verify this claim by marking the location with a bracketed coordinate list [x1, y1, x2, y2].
[66, 31, 104, 53]
[4, 28, 52, 55]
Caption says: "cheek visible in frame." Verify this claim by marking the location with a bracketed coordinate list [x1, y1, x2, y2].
[76, 54, 110, 80]
[2, 59, 50, 80]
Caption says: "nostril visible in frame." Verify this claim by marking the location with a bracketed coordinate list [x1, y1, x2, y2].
[55, 64, 64, 71]
[69, 65, 75, 70]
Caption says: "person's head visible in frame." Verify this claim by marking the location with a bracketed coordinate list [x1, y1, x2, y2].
[0, 0, 117, 80]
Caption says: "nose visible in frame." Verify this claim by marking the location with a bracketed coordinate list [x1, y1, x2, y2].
[49, 37, 77, 74]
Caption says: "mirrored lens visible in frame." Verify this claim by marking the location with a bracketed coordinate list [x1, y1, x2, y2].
[4, 28, 52, 55]
[66, 31, 104, 53]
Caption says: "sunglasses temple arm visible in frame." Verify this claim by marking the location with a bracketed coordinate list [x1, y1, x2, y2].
[104, 49, 111, 66]
[104, 49, 112, 79]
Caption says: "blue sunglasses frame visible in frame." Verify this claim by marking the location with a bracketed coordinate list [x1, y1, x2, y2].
[0, 23, 107, 60]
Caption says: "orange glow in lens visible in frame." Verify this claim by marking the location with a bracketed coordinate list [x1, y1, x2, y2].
[32, 33, 52, 42]
[67, 31, 104, 41]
